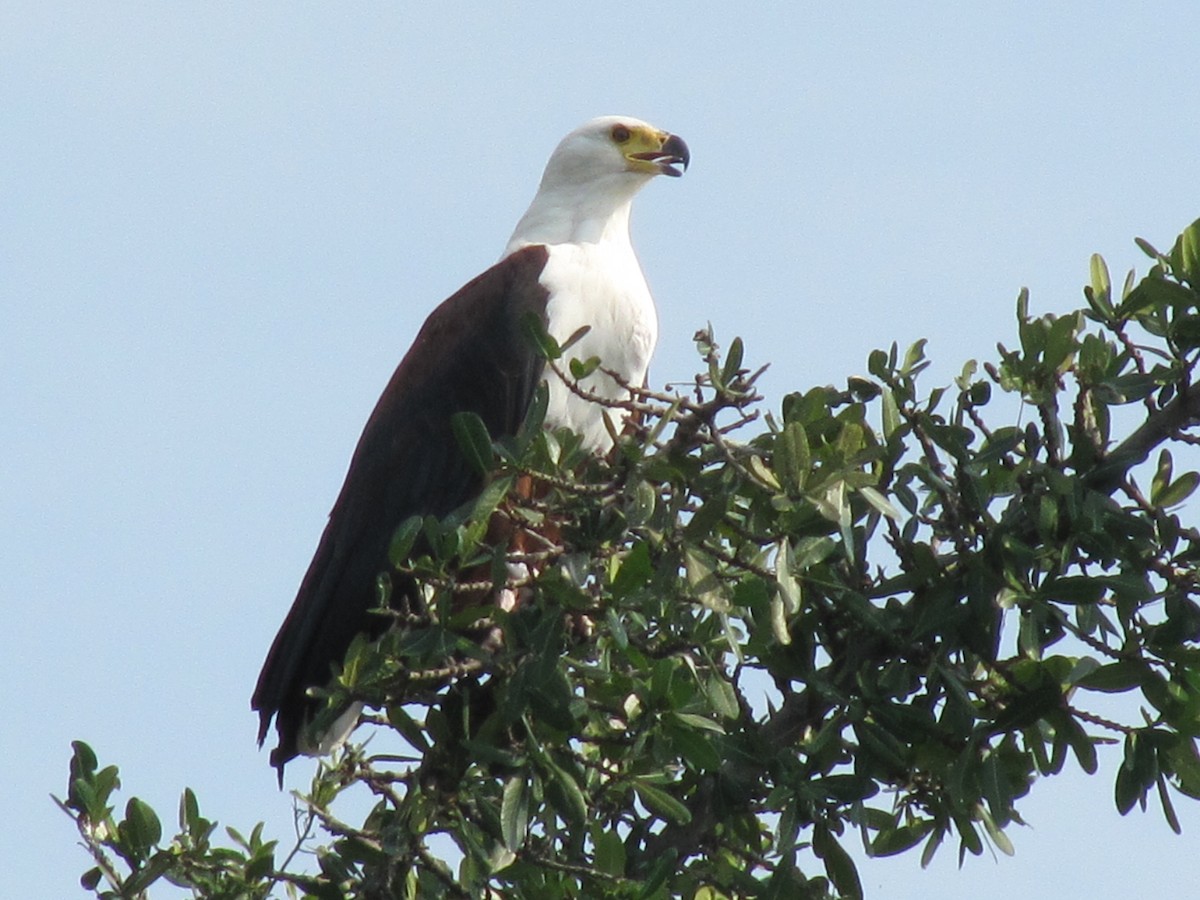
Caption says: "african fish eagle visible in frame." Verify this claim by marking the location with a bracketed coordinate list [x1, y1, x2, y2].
[252, 115, 689, 775]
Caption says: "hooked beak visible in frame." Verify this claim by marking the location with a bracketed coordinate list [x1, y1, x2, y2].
[629, 132, 690, 177]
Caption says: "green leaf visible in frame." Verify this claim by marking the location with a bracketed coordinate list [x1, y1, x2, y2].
[1120, 274, 1195, 318]
[668, 718, 723, 771]
[880, 386, 902, 440]
[769, 593, 792, 646]
[1169, 218, 1200, 283]
[746, 454, 780, 490]
[626, 480, 659, 527]
[569, 355, 601, 380]
[612, 540, 653, 595]
[500, 775, 530, 851]
[123, 851, 173, 894]
[463, 475, 515, 554]
[66, 742, 117, 820]
[451, 411, 495, 476]
[954, 812, 983, 859]
[792, 535, 837, 570]
[522, 312, 561, 359]
[774, 421, 810, 493]
[981, 751, 1007, 825]
[79, 867, 103, 891]
[1088, 253, 1113, 319]
[593, 824, 626, 877]
[854, 721, 908, 774]
[902, 338, 928, 377]
[1135, 235, 1161, 260]
[920, 826, 945, 869]
[70, 740, 98, 780]
[977, 804, 1014, 856]
[1042, 575, 1105, 605]
[867, 345, 892, 379]
[858, 485, 902, 521]
[814, 826, 863, 900]
[685, 547, 729, 612]
[1044, 312, 1081, 373]
[1116, 733, 1149, 815]
[847, 374, 881, 401]
[1152, 449, 1174, 500]
[671, 712, 726, 735]
[546, 760, 587, 825]
[94, 768, 121, 811]
[120, 796, 162, 855]
[775, 539, 802, 614]
[1157, 773, 1182, 835]
[1166, 738, 1200, 799]
[1157, 471, 1200, 508]
[872, 819, 934, 857]
[386, 705, 431, 752]
[705, 676, 740, 720]
[721, 336, 745, 387]
[1077, 660, 1149, 693]
[178, 787, 201, 833]
[245, 843, 277, 882]
[635, 848, 678, 900]
[1062, 714, 1098, 774]
[517, 382, 549, 452]
[388, 515, 423, 567]
[558, 324, 592, 354]
[635, 781, 692, 825]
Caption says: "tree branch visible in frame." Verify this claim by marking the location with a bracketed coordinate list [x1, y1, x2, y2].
[1088, 384, 1200, 492]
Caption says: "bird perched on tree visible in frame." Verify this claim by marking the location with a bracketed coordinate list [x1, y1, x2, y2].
[252, 115, 689, 778]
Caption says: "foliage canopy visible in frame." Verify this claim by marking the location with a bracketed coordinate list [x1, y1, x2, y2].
[61, 221, 1200, 898]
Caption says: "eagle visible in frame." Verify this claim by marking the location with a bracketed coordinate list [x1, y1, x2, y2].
[252, 116, 689, 776]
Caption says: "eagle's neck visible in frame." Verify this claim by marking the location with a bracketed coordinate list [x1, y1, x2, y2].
[500, 174, 659, 453]
[502, 173, 648, 256]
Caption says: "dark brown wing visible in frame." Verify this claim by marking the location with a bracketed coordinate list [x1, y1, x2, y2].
[252, 245, 551, 775]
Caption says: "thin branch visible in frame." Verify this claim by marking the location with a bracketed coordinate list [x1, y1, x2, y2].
[1069, 705, 1136, 736]
[1089, 384, 1200, 492]
[520, 848, 629, 884]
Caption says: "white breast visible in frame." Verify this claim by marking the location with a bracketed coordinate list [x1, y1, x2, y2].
[538, 242, 658, 452]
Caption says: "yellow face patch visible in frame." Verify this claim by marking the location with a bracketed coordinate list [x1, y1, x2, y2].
[614, 123, 689, 177]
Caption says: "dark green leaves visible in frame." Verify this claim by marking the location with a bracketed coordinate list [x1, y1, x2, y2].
[452, 410, 496, 476]
[634, 781, 692, 825]
[1116, 731, 1158, 815]
[388, 514, 423, 567]
[57, 746, 278, 897]
[1151, 449, 1200, 508]
[61, 219, 1200, 899]
[1077, 660, 1151, 693]
[501, 775, 530, 850]
[1168, 218, 1200, 287]
[813, 825, 861, 900]
[117, 797, 162, 861]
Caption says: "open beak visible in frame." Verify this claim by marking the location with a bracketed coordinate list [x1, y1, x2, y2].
[629, 133, 690, 177]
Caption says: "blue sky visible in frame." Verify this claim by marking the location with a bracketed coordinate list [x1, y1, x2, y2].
[5, 4, 1199, 896]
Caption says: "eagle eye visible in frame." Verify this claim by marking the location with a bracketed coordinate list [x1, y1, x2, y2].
[611, 124, 632, 143]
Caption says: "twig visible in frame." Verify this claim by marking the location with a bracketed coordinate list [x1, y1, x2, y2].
[1089, 384, 1200, 492]
[1069, 705, 1135, 736]
[520, 848, 629, 884]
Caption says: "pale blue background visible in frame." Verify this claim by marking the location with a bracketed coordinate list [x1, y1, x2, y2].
[5, 4, 1198, 896]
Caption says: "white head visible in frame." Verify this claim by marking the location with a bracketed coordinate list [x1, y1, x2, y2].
[505, 116, 689, 252]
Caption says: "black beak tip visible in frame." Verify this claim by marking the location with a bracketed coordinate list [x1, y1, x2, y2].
[663, 133, 690, 173]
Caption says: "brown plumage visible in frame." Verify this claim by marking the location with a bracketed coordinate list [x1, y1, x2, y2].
[252, 246, 550, 773]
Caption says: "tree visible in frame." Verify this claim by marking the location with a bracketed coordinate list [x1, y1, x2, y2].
[60, 221, 1200, 899]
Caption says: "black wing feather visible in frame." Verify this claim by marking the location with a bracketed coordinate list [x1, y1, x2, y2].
[251, 245, 551, 772]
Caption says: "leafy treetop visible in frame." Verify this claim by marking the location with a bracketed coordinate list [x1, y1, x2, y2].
[61, 220, 1200, 899]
